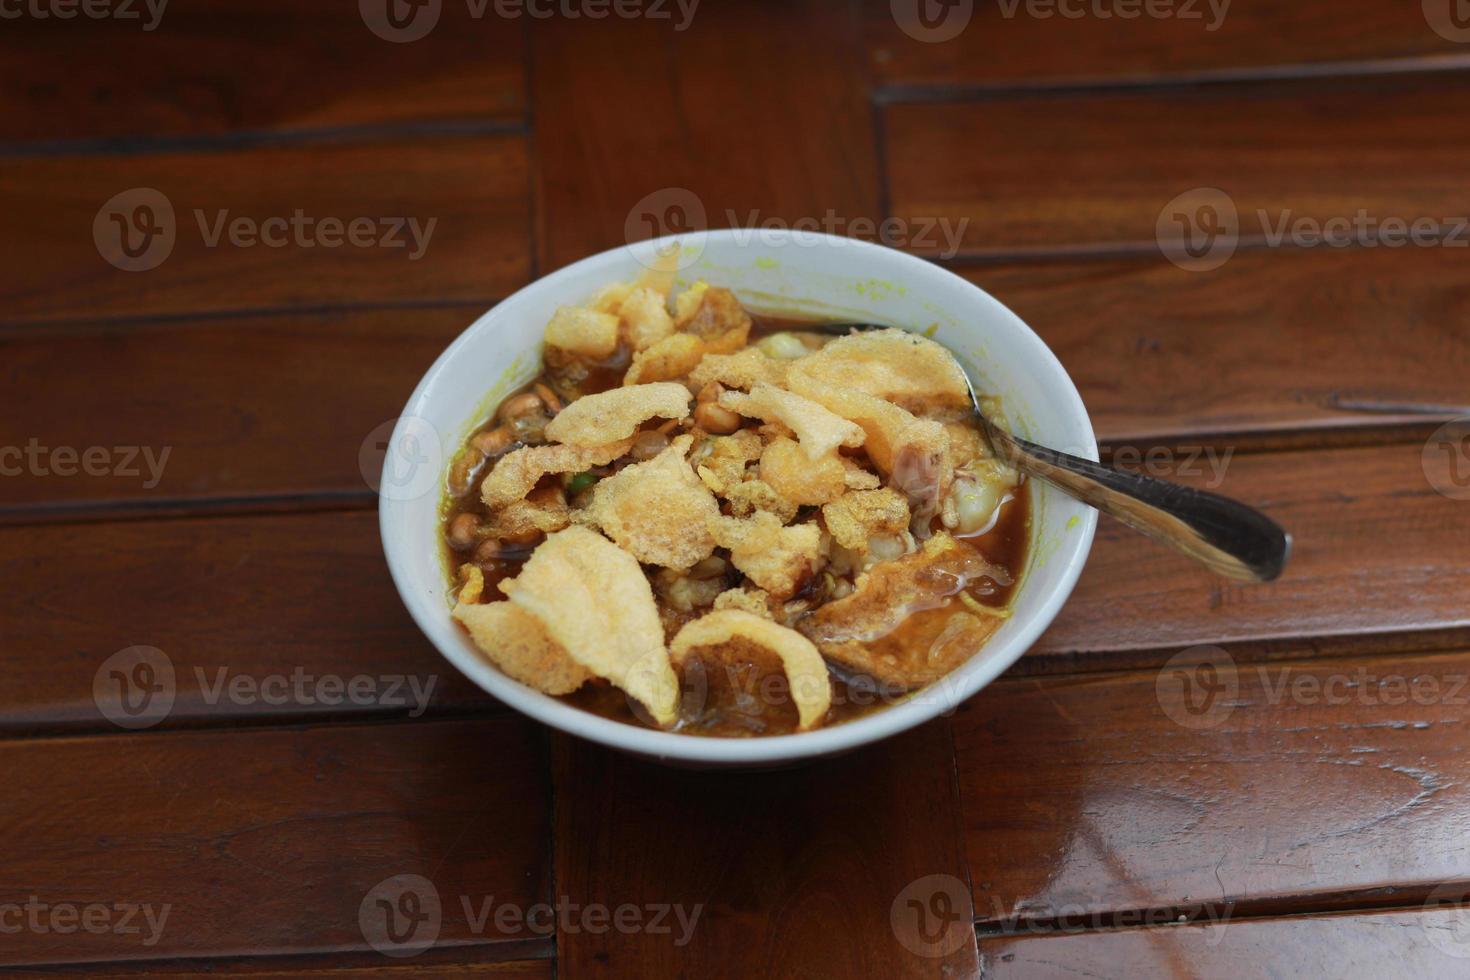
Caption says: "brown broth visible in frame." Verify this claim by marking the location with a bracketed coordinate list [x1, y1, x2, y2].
[441, 314, 1031, 737]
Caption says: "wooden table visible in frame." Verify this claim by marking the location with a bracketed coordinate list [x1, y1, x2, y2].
[4, 2, 1469, 976]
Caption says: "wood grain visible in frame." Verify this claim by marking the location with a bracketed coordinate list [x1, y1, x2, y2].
[0, 510, 495, 732]
[0, 0, 524, 143]
[0, 307, 478, 512]
[958, 247, 1470, 443]
[956, 650, 1470, 925]
[553, 723, 981, 978]
[884, 72, 1470, 255]
[979, 904, 1470, 979]
[1029, 441, 1470, 668]
[531, 0, 879, 271]
[14, 950, 551, 977]
[0, 136, 528, 323]
[0, 719, 550, 966]
[865, 0, 1470, 90]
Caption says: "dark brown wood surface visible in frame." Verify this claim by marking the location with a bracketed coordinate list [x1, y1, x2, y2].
[3, 1, 1468, 976]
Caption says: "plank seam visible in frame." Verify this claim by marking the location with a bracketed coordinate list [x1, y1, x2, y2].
[873, 54, 1470, 107]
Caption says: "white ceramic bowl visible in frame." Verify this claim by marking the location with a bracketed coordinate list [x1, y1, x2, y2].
[380, 230, 1097, 766]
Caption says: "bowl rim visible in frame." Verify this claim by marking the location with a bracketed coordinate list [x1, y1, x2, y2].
[381, 229, 1097, 764]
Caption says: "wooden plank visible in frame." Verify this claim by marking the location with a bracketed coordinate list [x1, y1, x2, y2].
[0, 135, 528, 323]
[865, 0, 1470, 90]
[0, 307, 477, 512]
[553, 723, 981, 978]
[956, 650, 1470, 925]
[1029, 442, 1470, 667]
[0, 719, 551, 966]
[0, 0, 524, 143]
[0, 510, 495, 732]
[884, 73, 1470, 256]
[12, 951, 551, 977]
[958, 247, 1470, 444]
[980, 905, 1470, 978]
[531, 0, 879, 271]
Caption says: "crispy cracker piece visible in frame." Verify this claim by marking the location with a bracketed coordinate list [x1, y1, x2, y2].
[788, 327, 972, 418]
[673, 280, 710, 327]
[719, 383, 865, 461]
[688, 347, 788, 393]
[713, 587, 775, 619]
[681, 286, 752, 354]
[785, 376, 953, 514]
[797, 532, 1010, 690]
[759, 436, 847, 506]
[708, 511, 823, 598]
[671, 610, 833, 731]
[618, 286, 676, 352]
[543, 382, 691, 447]
[723, 477, 801, 522]
[587, 435, 719, 569]
[489, 484, 570, 539]
[821, 488, 912, 552]
[842, 456, 882, 490]
[499, 526, 678, 725]
[635, 246, 680, 297]
[588, 281, 633, 314]
[623, 332, 706, 385]
[544, 305, 620, 360]
[481, 439, 633, 510]
[453, 599, 593, 696]
[693, 429, 764, 494]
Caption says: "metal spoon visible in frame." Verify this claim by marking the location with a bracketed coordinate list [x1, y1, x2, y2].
[806, 324, 1291, 583]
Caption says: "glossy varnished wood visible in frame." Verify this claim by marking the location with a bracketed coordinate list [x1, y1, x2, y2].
[884, 73, 1470, 256]
[979, 905, 1470, 978]
[6, 0, 1470, 974]
[956, 650, 1470, 924]
[0, 719, 550, 966]
[0, 511, 495, 731]
[958, 248, 1470, 443]
[531, 0, 879, 271]
[0, 307, 478, 512]
[0, 0, 525, 142]
[0, 136, 528, 323]
[553, 724, 980, 978]
[1031, 442, 1470, 666]
[864, 0, 1468, 89]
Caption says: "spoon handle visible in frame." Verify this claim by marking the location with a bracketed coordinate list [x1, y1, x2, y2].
[983, 422, 1291, 583]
